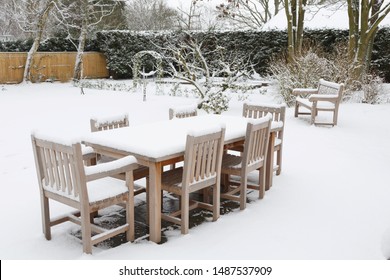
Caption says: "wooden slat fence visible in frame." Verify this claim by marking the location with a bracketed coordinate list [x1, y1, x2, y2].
[0, 52, 109, 84]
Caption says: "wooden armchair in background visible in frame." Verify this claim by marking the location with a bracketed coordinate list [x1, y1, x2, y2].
[292, 79, 344, 126]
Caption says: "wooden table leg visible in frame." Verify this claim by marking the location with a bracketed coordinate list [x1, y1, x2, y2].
[265, 131, 275, 191]
[148, 162, 162, 243]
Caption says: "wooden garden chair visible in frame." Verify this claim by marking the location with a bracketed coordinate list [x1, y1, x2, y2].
[242, 103, 286, 175]
[90, 113, 130, 132]
[292, 79, 344, 126]
[168, 104, 198, 169]
[89, 114, 148, 196]
[31, 134, 138, 254]
[169, 104, 198, 120]
[161, 127, 225, 234]
[81, 113, 130, 166]
[221, 115, 271, 210]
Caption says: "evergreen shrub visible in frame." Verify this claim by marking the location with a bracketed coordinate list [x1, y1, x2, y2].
[1, 28, 389, 82]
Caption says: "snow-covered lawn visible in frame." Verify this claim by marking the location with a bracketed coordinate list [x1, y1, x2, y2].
[1, 81, 390, 261]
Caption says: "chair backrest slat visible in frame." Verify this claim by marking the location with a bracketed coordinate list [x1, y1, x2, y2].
[56, 150, 66, 192]
[37, 147, 49, 186]
[46, 148, 56, 189]
[62, 152, 74, 195]
[194, 142, 203, 181]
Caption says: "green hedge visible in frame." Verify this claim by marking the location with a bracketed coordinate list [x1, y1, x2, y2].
[95, 30, 289, 79]
[0, 37, 98, 52]
[1, 28, 389, 82]
[96, 28, 390, 82]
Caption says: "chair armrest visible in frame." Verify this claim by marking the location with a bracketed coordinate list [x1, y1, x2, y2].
[271, 121, 284, 132]
[81, 145, 96, 160]
[84, 155, 138, 181]
[292, 88, 318, 96]
[309, 94, 338, 102]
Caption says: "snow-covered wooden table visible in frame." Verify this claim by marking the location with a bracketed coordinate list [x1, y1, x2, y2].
[83, 114, 277, 244]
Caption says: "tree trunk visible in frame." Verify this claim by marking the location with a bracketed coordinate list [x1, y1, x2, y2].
[284, 0, 305, 62]
[347, 0, 359, 63]
[274, 0, 281, 15]
[347, 0, 390, 86]
[284, 0, 294, 63]
[295, 0, 306, 56]
[73, 19, 87, 81]
[23, 1, 55, 83]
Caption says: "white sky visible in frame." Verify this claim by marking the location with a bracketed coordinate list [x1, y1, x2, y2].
[166, 0, 390, 30]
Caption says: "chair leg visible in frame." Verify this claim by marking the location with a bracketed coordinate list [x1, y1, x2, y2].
[240, 177, 247, 210]
[203, 187, 211, 204]
[276, 148, 282, 176]
[294, 102, 299, 117]
[90, 211, 98, 223]
[145, 178, 149, 225]
[212, 183, 220, 221]
[126, 172, 135, 242]
[310, 106, 316, 125]
[259, 166, 266, 199]
[41, 196, 51, 240]
[181, 192, 189, 234]
[221, 173, 230, 193]
[333, 110, 338, 126]
[81, 209, 92, 254]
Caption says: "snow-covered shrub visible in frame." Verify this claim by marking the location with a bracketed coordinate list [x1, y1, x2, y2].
[346, 75, 384, 104]
[270, 50, 336, 107]
[75, 79, 134, 92]
[329, 43, 385, 104]
[271, 42, 387, 106]
[362, 76, 384, 104]
[201, 90, 230, 114]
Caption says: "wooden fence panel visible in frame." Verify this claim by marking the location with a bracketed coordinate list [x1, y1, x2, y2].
[0, 53, 25, 84]
[0, 52, 109, 84]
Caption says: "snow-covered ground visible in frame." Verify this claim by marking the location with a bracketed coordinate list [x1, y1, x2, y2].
[1, 80, 390, 262]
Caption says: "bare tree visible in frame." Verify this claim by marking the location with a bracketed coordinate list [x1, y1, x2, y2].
[53, 0, 121, 81]
[283, 0, 308, 62]
[125, 0, 178, 31]
[176, 0, 203, 30]
[216, 0, 283, 29]
[347, 0, 390, 85]
[22, 0, 57, 83]
[0, 0, 19, 39]
[159, 33, 254, 113]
